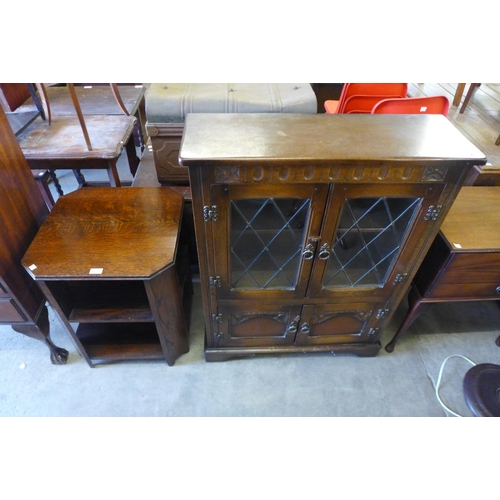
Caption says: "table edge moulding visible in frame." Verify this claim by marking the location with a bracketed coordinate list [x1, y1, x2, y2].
[179, 113, 487, 362]
[21, 187, 191, 367]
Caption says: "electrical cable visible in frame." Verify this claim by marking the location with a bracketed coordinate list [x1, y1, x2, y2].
[435, 354, 476, 417]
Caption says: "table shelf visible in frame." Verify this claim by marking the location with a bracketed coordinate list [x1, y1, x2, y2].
[76, 322, 165, 363]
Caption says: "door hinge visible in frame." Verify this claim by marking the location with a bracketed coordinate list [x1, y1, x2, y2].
[368, 328, 380, 337]
[203, 205, 218, 222]
[376, 308, 390, 319]
[393, 273, 408, 285]
[209, 276, 222, 287]
[212, 313, 223, 323]
[423, 205, 442, 221]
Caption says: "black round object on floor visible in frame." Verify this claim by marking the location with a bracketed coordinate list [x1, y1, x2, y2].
[463, 363, 500, 417]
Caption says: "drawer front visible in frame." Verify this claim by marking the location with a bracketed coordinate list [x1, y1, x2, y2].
[440, 252, 500, 284]
[429, 282, 500, 300]
[0, 299, 27, 323]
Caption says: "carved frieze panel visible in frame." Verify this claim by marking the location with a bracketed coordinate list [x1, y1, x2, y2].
[212, 164, 448, 184]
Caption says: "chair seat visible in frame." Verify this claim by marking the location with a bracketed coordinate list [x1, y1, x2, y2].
[18, 115, 136, 160]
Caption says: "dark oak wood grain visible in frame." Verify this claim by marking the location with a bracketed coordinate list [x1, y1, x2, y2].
[0, 106, 68, 364]
[22, 187, 190, 366]
[386, 186, 500, 351]
[180, 113, 487, 361]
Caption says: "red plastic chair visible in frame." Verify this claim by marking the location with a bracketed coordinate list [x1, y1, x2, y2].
[324, 83, 408, 114]
[371, 95, 450, 117]
[341, 94, 407, 114]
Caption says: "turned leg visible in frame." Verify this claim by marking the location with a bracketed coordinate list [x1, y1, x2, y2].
[11, 305, 69, 365]
[385, 286, 433, 353]
[48, 170, 64, 196]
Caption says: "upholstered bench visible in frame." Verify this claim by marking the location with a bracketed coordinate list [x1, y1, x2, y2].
[145, 83, 317, 184]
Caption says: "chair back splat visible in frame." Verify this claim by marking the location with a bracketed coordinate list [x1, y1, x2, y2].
[324, 83, 408, 114]
[371, 95, 450, 117]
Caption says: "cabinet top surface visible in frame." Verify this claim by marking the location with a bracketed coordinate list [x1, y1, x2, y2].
[22, 187, 183, 279]
[179, 113, 486, 165]
[440, 187, 500, 251]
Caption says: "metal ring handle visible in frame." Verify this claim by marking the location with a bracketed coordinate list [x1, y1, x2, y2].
[318, 243, 331, 260]
[302, 244, 314, 260]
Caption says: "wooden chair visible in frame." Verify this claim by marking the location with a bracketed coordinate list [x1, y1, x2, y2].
[16, 83, 147, 150]
[16, 83, 140, 194]
[1, 83, 59, 208]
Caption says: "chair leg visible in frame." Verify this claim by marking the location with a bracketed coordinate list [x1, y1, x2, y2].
[496, 133, 500, 146]
[453, 83, 466, 107]
[106, 159, 121, 187]
[459, 83, 481, 114]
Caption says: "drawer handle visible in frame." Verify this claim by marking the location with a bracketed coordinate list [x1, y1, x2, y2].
[496, 286, 500, 295]
[288, 316, 300, 333]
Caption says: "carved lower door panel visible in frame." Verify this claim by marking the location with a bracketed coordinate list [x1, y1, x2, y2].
[216, 303, 302, 347]
[294, 303, 387, 346]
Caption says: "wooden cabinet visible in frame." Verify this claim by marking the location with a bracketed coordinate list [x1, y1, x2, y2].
[179, 113, 487, 361]
[0, 106, 68, 364]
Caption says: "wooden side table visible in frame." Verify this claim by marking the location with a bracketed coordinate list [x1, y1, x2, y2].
[386, 186, 500, 352]
[22, 187, 191, 366]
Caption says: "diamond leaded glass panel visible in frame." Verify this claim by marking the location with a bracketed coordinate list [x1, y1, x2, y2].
[230, 198, 309, 290]
[323, 197, 420, 288]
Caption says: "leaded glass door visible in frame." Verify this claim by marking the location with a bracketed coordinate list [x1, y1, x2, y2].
[211, 183, 329, 300]
[307, 183, 445, 301]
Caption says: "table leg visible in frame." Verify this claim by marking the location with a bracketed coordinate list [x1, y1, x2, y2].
[145, 266, 189, 366]
[125, 134, 140, 177]
[11, 305, 69, 365]
[385, 285, 433, 353]
[48, 170, 64, 196]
